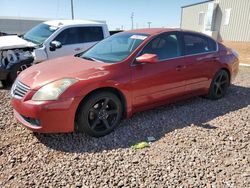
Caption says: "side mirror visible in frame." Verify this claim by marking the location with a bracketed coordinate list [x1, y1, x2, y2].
[136, 54, 159, 64]
[49, 41, 62, 51]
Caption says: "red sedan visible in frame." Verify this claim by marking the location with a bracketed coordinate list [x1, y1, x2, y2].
[11, 29, 239, 137]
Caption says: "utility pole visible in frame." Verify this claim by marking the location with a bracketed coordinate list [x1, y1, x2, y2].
[131, 12, 134, 30]
[147, 22, 152, 28]
[71, 0, 74, 20]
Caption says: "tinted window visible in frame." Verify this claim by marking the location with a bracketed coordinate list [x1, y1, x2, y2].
[141, 33, 181, 60]
[80, 27, 104, 42]
[183, 33, 217, 55]
[54, 27, 80, 45]
[54, 26, 104, 45]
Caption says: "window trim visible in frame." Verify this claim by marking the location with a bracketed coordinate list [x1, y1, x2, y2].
[131, 31, 218, 66]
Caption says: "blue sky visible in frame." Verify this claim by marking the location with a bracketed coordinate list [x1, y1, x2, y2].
[0, 0, 204, 30]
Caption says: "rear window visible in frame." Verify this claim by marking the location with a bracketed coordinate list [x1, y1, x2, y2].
[79, 27, 104, 42]
[183, 33, 217, 55]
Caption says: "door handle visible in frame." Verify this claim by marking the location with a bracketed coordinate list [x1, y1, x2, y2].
[176, 65, 186, 71]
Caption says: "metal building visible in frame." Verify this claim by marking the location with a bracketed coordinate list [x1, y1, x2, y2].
[0, 16, 47, 35]
[180, 0, 250, 42]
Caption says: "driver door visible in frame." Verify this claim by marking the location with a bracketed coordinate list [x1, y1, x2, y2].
[131, 32, 188, 110]
[46, 27, 84, 59]
[46, 27, 102, 59]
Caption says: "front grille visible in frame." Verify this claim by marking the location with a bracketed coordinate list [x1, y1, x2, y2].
[11, 80, 30, 99]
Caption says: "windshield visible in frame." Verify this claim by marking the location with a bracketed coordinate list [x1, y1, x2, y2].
[81, 32, 149, 63]
[23, 23, 58, 44]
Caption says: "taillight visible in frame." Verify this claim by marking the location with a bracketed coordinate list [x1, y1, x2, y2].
[226, 48, 239, 58]
[231, 49, 239, 58]
[226, 48, 232, 55]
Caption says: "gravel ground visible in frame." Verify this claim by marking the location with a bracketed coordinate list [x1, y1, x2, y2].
[0, 67, 250, 188]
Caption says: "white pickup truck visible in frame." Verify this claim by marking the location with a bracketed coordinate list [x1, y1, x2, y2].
[0, 20, 110, 85]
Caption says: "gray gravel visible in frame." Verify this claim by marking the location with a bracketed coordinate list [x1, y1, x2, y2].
[0, 67, 250, 187]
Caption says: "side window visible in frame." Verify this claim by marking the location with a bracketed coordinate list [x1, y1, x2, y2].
[54, 27, 80, 45]
[79, 27, 104, 43]
[54, 26, 104, 45]
[141, 33, 181, 60]
[183, 33, 217, 55]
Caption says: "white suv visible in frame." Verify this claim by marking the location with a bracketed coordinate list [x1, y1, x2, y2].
[0, 20, 110, 84]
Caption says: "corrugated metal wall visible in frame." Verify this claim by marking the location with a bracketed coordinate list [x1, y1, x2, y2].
[181, 0, 250, 42]
[0, 18, 44, 35]
[181, 2, 210, 32]
[215, 0, 250, 42]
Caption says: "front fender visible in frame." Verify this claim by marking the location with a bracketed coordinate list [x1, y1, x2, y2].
[33, 47, 48, 63]
[60, 73, 133, 118]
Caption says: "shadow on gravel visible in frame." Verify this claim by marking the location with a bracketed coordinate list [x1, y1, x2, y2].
[35, 84, 250, 153]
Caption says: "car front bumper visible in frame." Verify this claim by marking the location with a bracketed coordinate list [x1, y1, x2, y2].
[11, 96, 82, 133]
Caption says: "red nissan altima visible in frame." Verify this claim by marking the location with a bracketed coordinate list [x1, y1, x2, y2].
[11, 29, 239, 137]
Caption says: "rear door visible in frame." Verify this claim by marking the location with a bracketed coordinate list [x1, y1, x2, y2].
[80, 26, 104, 50]
[181, 32, 219, 93]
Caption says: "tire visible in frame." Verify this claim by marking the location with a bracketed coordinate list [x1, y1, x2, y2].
[207, 69, 230, 100]
[1, 80, 9, 89]
[8, 62, 31, 83]
[76, 91, 123, 137]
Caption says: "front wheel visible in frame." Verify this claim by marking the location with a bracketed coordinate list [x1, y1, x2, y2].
[8, 62, 31, 83]
[76, 91, 123, 137]
[207, 69, 230, 100]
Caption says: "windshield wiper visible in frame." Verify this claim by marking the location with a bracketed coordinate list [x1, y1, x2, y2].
[82, 56, 95, 61]
[82, 56, 103, 63]
[22, 36, 39, 44]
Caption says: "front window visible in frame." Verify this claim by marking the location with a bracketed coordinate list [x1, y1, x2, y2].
[23, 23, 58, 45]
[140, 33, 181, 60]
[81, 32, 149, 63]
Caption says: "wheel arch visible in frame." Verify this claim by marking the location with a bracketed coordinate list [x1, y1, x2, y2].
[220, 67, 231, 83]
[74, 87, 128, 131]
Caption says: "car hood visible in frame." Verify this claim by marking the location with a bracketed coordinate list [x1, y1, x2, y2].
[18, 56, 110, 90]
[0, 35, 36, 50]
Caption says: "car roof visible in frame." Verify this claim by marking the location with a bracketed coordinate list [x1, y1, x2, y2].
[125, 28, 181, 35]
[44, 20, 106, 27]
[125, 28, 212, 38]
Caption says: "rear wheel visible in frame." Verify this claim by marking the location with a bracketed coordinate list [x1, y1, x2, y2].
[76, 91, 123, 137]
[207, 70, 230, 100]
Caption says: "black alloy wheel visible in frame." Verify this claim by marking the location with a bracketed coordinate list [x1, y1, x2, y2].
[76, 91, 122, 137]
[207, 70, 230, 100]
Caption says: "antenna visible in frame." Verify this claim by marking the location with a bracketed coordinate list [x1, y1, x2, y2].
[131, 12, 134, 30]
[71, 0, 74, 20]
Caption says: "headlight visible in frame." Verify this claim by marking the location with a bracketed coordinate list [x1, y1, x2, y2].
[32, 78, 78, 101]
